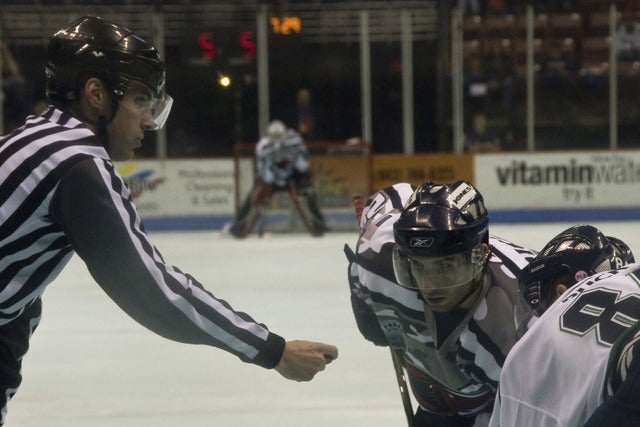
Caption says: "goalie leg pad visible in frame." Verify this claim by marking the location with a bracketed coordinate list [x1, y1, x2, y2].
[229, 183, 274, 238]
[286, 183, 327, 236]
[229, 205, 262, 238]
[295, 188, 328, 236]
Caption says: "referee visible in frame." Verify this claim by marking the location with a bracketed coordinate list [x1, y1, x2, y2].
[0, 15, 337, 424]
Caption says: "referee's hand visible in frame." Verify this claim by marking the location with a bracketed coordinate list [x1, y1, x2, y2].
[275, 340, 339, 382]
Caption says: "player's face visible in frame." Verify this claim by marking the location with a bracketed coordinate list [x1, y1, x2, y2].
[409, 246, 486, 312]
[420, 279, 481, 312]
[106, 83, 156, 161]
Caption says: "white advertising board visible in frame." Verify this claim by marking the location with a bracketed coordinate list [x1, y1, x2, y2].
[474, 151, 640, 210]
[115, 159, 236, 217]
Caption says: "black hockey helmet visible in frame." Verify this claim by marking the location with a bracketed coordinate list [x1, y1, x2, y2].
[46, 15, 170, 126]
[392, 180, 489, 289]
[607, 235, 636, 265]
[519, 224, 633, 316]
[393, 180, 489, 257]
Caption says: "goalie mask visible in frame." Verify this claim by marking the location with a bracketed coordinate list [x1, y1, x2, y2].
[392, 181, 489, 310]
[267, 120, 287, 142]
[46, 15, 172, 130]
[518, 225, 634, 317]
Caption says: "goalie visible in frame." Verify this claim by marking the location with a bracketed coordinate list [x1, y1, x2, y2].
[228, 120, 327, 237]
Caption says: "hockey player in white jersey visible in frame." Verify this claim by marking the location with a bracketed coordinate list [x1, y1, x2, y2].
[345, 180, 537, 426]
[228, 120, 327, 237]
[489, 225, 637, 427]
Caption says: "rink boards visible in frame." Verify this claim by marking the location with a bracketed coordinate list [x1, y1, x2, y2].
[115, 149, 640, 231]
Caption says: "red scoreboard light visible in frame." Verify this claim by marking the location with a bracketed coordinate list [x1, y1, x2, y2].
[239, 31, 256, 58]
[197, 30, 256, 60]
[198, 32, 216, 59]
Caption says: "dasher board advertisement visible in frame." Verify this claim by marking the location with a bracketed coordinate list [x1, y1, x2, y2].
[474, 151, 640, 221]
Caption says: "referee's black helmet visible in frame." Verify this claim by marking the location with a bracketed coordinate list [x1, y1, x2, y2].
[46, 15, 166, 105]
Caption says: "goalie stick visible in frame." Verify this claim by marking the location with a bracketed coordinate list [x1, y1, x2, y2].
[391, 348, 415, 427]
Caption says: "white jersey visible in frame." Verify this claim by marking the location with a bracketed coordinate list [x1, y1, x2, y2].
[349, 183, 537, 418]
[254, 128, 308, 187]
[490, 264, 640, 427]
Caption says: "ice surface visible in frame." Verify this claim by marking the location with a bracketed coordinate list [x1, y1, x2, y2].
[9, 221, 640, 426]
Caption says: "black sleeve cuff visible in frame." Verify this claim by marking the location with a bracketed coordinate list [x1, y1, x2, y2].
[252, 332, 286, 369]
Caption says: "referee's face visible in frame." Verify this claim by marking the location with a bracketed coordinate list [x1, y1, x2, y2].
[107, 84, 156, 161]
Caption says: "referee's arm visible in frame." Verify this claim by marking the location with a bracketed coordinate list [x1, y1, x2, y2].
[49, 158, 285, 369]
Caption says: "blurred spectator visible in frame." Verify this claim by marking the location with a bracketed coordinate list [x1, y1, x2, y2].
[464, 112, 502, 152]
[616, 14, 640, 61]
[485, 39, 515, 113]
[458, 0, 481, 15]
[457, 0, 514, 15]
[1, 41, 30, 133]
[464, 54, 489, 114]
[293, 87, 322, 140]
[533, 0, 580, 13]
[486, 0, 508, 14]
[540, 38, 579, 91]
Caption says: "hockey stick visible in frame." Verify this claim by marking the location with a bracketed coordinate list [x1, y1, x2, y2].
[390, 348, 415, 427]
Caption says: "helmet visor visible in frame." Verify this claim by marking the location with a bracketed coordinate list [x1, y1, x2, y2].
[393, 245, 484, 290]
[119, 91, 173, 131]
[149, 93, 173, 130]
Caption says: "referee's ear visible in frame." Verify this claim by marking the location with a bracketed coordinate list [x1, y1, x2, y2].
[84, 77, 109, 116]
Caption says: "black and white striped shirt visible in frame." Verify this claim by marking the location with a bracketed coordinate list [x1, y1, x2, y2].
[0, 107, 285, 368]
